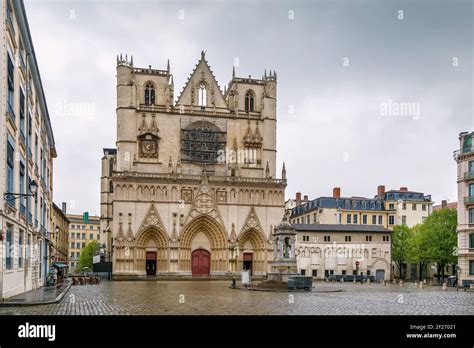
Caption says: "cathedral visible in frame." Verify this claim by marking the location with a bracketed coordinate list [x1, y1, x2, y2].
[100, 51, 286, 278]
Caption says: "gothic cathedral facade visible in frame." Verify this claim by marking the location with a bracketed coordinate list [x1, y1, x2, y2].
[100, 51, 286, 278]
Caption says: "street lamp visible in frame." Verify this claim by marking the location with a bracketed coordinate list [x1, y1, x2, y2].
[4, 179, 38, 200]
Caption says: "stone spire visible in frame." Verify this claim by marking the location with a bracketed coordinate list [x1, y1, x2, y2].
[168, 156, 173, 173]
[265, 161, 270, 178]
[232, 65, 235, 79]
[167, 59, 170, 74]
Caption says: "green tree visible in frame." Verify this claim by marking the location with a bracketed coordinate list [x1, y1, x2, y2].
[76, 240, 100, 273]
[421, 208, 457, 281]
[408, 224, 430, 281]
[391, 224, 412, 279]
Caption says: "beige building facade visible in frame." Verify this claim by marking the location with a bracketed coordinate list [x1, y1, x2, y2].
[454, 131, 474, 285]
[51, 203, 69, 265]
[0, 0, 56, 299]
[67, 212, 100, 272]
[101, 52, 286, 278]
[294, 224, 392, 280]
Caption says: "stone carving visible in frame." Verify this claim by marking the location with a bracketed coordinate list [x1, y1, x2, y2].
[137, 202, 166, 235]
[239, 206, 264, 236]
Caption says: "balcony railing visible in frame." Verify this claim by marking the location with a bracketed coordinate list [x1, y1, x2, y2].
[20, 204, 26, 215]
[464, 171, 474, 180]
[464, 196, 474, 204]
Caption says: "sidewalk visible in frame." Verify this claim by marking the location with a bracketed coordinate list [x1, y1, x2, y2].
[0, 280, 71, 306]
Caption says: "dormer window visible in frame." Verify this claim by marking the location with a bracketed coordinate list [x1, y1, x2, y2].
[144, 83, 155, 105]
[245, 91, 255, 112]
[198, 83, 207, 107]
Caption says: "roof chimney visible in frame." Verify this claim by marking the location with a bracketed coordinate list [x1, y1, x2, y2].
[296, 192, 302, 206]
[61, 202, 67, 214]
[441, 200, 447, 209]
[400, 187, 408, 192]
[377, 185, 385, 198]
[303, 195, 308, 201]
[333, 187, 341, 199]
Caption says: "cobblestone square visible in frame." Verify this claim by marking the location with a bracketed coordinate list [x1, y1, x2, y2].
[0, 281, 472, 315]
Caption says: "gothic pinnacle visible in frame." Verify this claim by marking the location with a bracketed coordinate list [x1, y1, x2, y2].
[167, 59, 170, 73]
[232, 66, 235, 79]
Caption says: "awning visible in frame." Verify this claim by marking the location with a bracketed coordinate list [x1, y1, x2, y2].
[52, 262, 68, 268]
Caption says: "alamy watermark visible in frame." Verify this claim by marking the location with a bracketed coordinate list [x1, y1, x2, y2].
[380, 99, 420, 120]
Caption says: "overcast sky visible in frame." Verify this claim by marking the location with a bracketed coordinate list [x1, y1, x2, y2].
[24, 0, 473, 215]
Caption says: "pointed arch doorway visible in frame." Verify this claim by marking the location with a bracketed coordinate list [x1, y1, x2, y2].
[191, 249, 210, 275]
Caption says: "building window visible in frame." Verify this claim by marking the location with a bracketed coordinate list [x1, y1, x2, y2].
[90, 226, 94, 230]
[82, 242, 85, 248]
[312, 269, 317, 277]
[76, 243, 80, 248]
[402, 203, 406, 210]
[90, 233, 94, 240]
[353, 214, 358, 224]
[389, 216, 395, 225]
[19, 160, 25, 214]
[302, 235, 309, 242]
[389, 203, 395, 209]
[378, 215, 383, 225]
[367, 270, 371, 276]
[7, 54, 15, 117]
[19, 231, 24, 268]
[347, 214, 352, 224]
[366, 235, 372, 242]
[300, 269, 306, 276]
[324, 236, 330, 242]
[362, 215, 367, 224]
[422, 204, 426, 211]
[372, 215, 376, 225]
[402, 216, 407, 225]
[370, 201, 375, 209]
[342, 270, 346, 275]
[383, 235, 390, 242]
[71, 242, 74, 248]
[469, 234, 474, 249]
[313, 213, 317, 223]
[345, 236, 351, 242]
[470, 261, 474, 275]
[82, 233, 86, 239]
[144, 83, 155, 105]
[198, 82, 207, 107]
[412, 204, 417, 210]
[6, 136, 15, 205]
[244, 91, 254, 112]
[6, 225, 13, 270]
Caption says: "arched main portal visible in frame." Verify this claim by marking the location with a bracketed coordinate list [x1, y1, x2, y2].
[237, 228, 268, 275]
[135, 227, 169, 275]
[179, 215, 228, 274]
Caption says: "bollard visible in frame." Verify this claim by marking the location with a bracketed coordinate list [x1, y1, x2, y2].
[399, 280, 404, 287]
[429, 280, 433, 287]
[414, 281, 418, 287]
[326, 277, 329, 283]
[423, 279, 427, 284]
[442, 282, 448, 291]
[368, 278, 371, 285]
[341, 277, 345, 283]
[393, 279, 397, 284]
[382, 280, 386, 286]
[419, 281, 423, 289]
